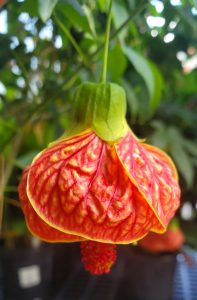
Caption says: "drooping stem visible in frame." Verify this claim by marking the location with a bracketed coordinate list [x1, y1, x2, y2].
[101, 0, 113, 83]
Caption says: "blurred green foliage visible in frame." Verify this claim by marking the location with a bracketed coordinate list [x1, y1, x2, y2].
[0, 0, 197, 242]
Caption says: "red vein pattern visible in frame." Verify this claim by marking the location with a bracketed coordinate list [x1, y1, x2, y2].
[18, 167, 84, 242]
[19, 129, 180, 244]
[115, 131, 180, 231]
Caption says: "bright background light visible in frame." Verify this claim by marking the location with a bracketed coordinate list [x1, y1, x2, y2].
[163, 33, 175, 43]
[146, 16, 166, 28]
[0, 10, 7, 34]
[170, 0, 182, 6]
[151, 0, 164, 13]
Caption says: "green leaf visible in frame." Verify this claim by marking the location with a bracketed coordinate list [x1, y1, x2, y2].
[149, 62, 163, 111]
[20, 0, 39, 16]
[179, 72, 197, 95]
[167, 126, 194, 188]
[191, 157, 197, 167]
[150, 124, 195, 188]
[189, 0, 197, 9]
[57, 0, 91, 33]
[121, 79, 139, 121]
[112, 1, 129, 40]
[123, 46, 163, 113]
[15, 151, 39, 169]
[170, 142, 194, 189]
[83, 5, 96, 37]
[108, 45, 127, 81]
[98, 0, 107, 11]
[112, 1, 129, 28]
[55, 13, 87, 62]
[149, 121, 169, 149]
[38, 0, 59, 22]
[183, 139, 197, 156]
[151, 120, 166, 131]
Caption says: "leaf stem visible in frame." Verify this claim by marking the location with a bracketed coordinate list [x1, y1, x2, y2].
[54, 13, 88, 66]
[111, 2, 147, 40]
[101, 0, 113, 82]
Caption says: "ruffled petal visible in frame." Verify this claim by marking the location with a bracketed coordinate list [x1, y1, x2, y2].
[18, 167, 83, 242]
[26, 130, 160, 243]
[115, 130, 180, 231]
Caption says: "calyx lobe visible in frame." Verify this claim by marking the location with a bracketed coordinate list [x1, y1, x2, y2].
[71, 82, 128, 142]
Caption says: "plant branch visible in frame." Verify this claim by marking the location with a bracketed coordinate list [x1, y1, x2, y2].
[34, 0, 147, 107]
[12, 50, 35, 98]
[54, 13, 89, 66]
[101, 0, 113, 82]
[1, 1, 147, 151]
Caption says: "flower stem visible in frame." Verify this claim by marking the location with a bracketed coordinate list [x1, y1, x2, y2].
[101, 0, 113, 83]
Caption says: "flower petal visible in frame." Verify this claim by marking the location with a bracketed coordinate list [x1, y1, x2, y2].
[115, 131, 180, 231]
[27, 130, 159, 243]
[18, 167, 83, 242]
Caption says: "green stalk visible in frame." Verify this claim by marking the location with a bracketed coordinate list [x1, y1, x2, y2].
[54, 13, 88, 66]
[101, 0, 113, 83]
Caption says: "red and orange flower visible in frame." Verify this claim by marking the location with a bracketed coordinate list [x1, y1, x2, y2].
[18, 82, 181, 274]
[139, 219, 185, 253]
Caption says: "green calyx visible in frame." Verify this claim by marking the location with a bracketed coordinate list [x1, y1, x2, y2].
[70, 82, 128, 142]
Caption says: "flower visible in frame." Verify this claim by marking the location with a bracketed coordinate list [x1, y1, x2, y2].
[18, 82, 180, 274]
[138, 220, 185, 253]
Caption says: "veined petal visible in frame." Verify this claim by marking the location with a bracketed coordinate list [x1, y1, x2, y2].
[26, 130, 160, 244]
[18, 167, 83, 242]
[115, 130, 180, 231]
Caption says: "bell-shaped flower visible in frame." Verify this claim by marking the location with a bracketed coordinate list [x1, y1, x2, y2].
[138, 218, 184, 253]
[18, 82, 180, 274]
